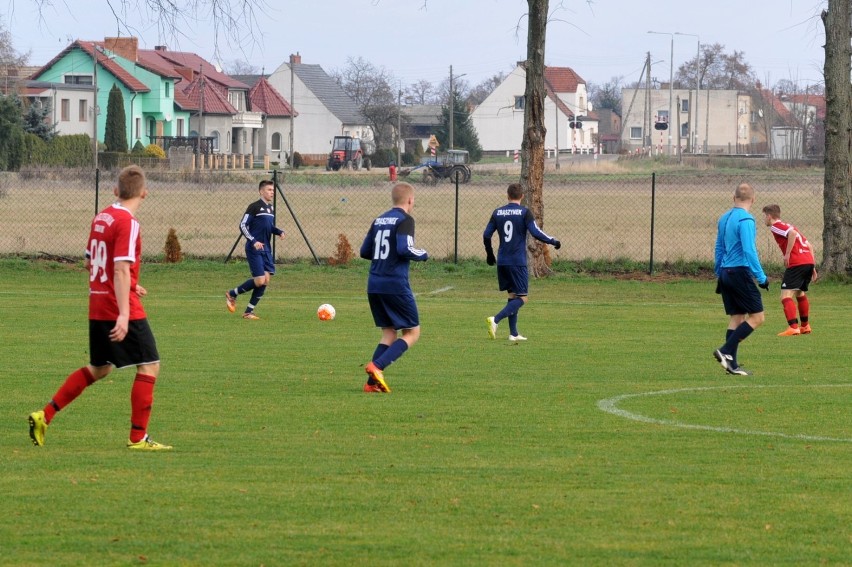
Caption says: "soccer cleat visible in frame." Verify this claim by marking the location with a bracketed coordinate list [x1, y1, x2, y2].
[727, 366, 753, 376]
[777, 326, 801, 337]
[508, 334, 528, 342]
[364, 361, 390, 393]
[28, 410, 47, 447]
[487, 316, 498, 339]
[127, 435, 173, 451]
[799, 323, 812, 334]
[363, 382, 384, 393]
[225, 292, 236, 313]
[242, 311, 260, 320]
[713, 349, 734, 372]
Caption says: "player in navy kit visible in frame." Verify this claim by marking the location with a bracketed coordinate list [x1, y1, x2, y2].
[225, 180, 285, 319]
[359, 182, 428, 393]
[483, 183, 561, 341]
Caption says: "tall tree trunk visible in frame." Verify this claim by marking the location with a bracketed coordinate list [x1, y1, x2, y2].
[821, 2, 852, 275]
[520, 0, 552, 277]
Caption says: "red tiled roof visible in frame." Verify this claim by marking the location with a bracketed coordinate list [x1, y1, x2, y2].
[758, 89, 797, 126]
[544, 66, 585, 94]
[29, 40, 150, 93]
[181, 76, 237, 115]
[145, 49, 249, 90]
[786, 93, 826, 118]
[248, 76, 296, 117]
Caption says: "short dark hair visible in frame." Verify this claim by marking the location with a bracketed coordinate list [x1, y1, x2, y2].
[259, 179, 274, 191]
[762, 204, 781, 218]
[507, 183, 523, 200]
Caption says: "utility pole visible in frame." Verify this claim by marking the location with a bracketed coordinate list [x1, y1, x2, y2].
[648, 31, 675, 156]
[449, 65, 454, 149]
[676, 32, 700, 153]
[397, 87, 402, 166]
[92, 45, 99, 170]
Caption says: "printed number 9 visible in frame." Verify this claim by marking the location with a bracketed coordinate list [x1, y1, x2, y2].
[88, 239, 108, 283]
[503, 221, 513, 243]
[373, 229, 391, 260]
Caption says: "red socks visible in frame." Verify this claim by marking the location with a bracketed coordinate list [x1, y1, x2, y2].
[44, 367, 96, 424]
[130, 373, 156, 443]
[781, 297, 798, 327]
[796, 295, 810, 323]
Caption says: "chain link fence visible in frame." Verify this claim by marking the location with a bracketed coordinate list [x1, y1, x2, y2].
[0, 167, 824, 266]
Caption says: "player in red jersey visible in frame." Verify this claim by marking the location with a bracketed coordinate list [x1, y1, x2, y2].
[762, 204, 817, 337]
[28, 165, 172, 450]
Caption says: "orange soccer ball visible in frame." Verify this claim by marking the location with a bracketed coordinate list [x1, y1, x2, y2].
[317, 304, 336, 321]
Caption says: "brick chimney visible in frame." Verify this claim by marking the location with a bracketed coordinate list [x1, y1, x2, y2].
[290, 52, 301, 65]
[104, 37, 139, 62]
[155, 45, 168, 52]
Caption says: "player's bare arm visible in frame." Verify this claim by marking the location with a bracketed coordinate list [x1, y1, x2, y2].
[110, 261, 132, 342]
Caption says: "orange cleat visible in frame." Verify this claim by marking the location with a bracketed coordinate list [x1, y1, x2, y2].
[364, 361, 390, 393]
[363, 383, 384, 393]
[225, 292, 236, 313]
[799, 323, 812, 334]
[777, 326, 801, 337]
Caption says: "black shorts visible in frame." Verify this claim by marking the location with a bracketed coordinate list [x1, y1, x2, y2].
[719, 267, 764, 315]
[89, 319, 160, 369]
[781, 264, 814, 292]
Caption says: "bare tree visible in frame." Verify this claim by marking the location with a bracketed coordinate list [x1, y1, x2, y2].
[407, 79, 436, 105]
[674, 43, 755, 90]
[21, 0, 268, 62]
[467, 72, 506, 106]
[332, 56, 398, 148]
[223, 59, 260, 76]
[821, 1, 852, 274]
[588, 76, 623, 111]
[521, 0, 551, 277]
[0, 20, 29, 91]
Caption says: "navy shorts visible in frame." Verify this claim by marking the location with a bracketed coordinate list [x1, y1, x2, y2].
[368, 292, 420, 330]
[497, 265, 529, 296]
[781, 264, 814, 292]
[245, 246, 275, 277]
[719, 267, 764, 315]
[89, 319, 160, 369]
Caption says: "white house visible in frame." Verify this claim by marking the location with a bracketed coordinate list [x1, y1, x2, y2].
[267, 53, 372, 159]
[470, 63, 599, 155]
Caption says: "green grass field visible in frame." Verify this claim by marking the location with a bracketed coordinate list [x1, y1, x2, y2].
[2, 259, 851, 566]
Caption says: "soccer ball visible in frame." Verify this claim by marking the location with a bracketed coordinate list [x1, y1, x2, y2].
[317, 303, 336, 321]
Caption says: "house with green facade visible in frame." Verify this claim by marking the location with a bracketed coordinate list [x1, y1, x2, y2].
[29, 38, 190, 150]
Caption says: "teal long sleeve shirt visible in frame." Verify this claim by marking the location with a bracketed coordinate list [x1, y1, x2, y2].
[714, 206, 767, 284]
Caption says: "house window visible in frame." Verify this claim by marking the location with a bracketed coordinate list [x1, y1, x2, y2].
[271, 133, 282, 152]
[681, 99, 690, 112]
[681, 122, 689, 138]
[176, 118, 184, 136]
[514, 96, 525, 110]
[630, 126, 642, 139]
[79, 100, 88, 121]
[60, 99, 70, 121]
[64, 74, 93, 85]
[211, 130, 220, 152]
[750, 111, 758, 124]
[135, 118, 141, 139]
[165, 82, 171, 98]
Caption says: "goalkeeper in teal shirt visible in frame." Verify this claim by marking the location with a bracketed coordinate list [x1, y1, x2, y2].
[713, 182, 769, 376]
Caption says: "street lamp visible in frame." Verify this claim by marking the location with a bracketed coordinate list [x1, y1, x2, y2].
[648, 31, 674, 156]
[449, 65, 467, 149]
[675, 32, 700, 153]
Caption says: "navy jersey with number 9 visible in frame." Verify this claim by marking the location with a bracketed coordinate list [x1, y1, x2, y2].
[483, 203, 557, 266]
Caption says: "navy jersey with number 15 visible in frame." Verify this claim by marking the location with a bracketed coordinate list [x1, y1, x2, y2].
[360, 207, 428, 293]
[484, 203, 557, 266]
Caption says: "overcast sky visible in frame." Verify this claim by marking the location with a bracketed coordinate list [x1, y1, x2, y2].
[5, 0, 827, 90]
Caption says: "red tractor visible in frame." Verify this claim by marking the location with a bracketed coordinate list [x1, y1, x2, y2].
[326, 136, 373, 171]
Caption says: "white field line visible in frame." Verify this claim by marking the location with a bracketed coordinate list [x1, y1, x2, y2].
[597, 384, 852, 443]
[415, 286, 454, 297]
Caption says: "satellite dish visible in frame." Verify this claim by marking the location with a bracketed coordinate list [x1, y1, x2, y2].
[165, 113, 172, 121]
[758, 108, 764, 118]
[214, 62, 223, 73]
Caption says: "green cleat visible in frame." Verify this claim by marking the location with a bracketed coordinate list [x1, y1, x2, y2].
[487, 316, 497, 339]
[127, 435, 173, 451]
[28, 410, 47, 447]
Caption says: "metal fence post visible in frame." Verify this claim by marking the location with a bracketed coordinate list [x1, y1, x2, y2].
[649, 172, 656, 275]
[94, 168, 100, 217]
[454, 171, 460, 263]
